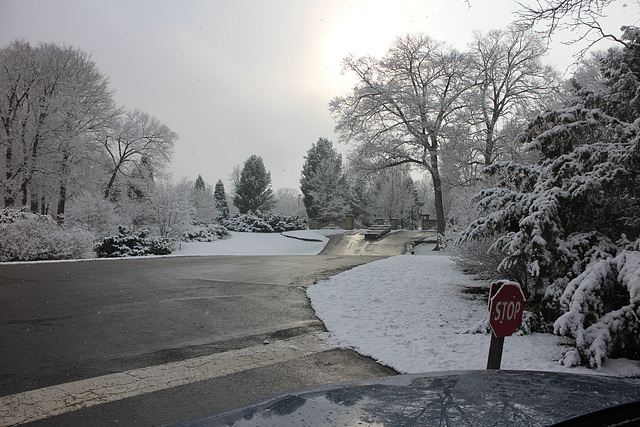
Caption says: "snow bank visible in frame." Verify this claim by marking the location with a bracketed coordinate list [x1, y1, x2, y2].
[307, 249, 640, 377]
[172, 231, 329, 256]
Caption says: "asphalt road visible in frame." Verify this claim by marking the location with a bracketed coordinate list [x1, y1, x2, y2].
[1, 230, 434, 425]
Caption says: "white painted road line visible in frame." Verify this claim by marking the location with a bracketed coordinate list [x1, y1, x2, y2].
[0, 333, 337, 426]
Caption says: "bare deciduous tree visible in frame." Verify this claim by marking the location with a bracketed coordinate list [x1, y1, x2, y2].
[275, 187, 301, 216]
[330, 34, 476, 236]
[469, 27, 560, 167]
[102, 110, 177, 199]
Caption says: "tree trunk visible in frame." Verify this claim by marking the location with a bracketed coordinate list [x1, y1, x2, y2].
[30, 192, 39, 212]
[20, 129, 41, 207]
[104, 165, 121, 199]
[429, 151, 446, 240]
[57, 183, 66, 224]
[4, 140, 14, 207]
[56, 153, 69, 223]
[485, 127, 495, 166]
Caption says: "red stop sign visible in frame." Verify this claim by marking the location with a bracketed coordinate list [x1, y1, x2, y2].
[488, 281, 525, 338]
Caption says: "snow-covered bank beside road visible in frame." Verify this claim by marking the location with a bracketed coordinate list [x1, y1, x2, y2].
[307, 248, 640, 377]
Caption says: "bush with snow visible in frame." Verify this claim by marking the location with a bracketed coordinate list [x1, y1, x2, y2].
[0, 208, 94, 261]
[94, 226, 174, 258]
[554, 238, 640, 368]
[181, 223, 230, 242]
[146, 181, 197, 238]
[65, 193, 120, 238]
[222, 213, 307, 233]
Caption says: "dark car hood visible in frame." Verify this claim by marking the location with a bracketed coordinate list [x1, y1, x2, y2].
[173, 370, 640, 426]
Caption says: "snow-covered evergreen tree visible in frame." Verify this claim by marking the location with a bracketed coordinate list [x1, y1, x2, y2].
[126, 156, 155, 200]
[300, 138, 349, 222]
[194, 175, 205, 192]
[191, 176, 217, 223]
[214, 179, 230, 220]
[457, 27, 640, 368]
[307, 157, 350, 223]
[233, 155, 275, 214]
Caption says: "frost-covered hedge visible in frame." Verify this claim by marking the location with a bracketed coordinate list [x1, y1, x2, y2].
[181, 223, 230, 242]
[0, 208, 94, 262]
[222, 213, 307, 233]
[94, 227, 174, 258]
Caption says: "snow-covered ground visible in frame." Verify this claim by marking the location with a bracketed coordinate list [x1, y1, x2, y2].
[178, 230, 640, 377]
[171, 230, 334, 256]
[307, 243, 640, 378]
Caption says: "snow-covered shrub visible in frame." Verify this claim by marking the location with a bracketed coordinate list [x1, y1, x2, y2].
[448, 235, 518, 279]
[65, 193, 120, 238]
[443, 181, 524, 281]
[222, 213, 307, 233]
[181, 223, 230, 242]
[116, 195, 151, 232]
[146, 181, 197, 238]
[0, 208, 94, 261]
[94, 226, 174, 257]
[554, 238, 640, 368]
[268, 213, 308, 232]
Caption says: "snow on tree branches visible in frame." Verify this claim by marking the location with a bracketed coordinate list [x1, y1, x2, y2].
[300, 138, 349, 223]
[457, 28, 640, 368]
[233, 155, 275, 214]
[214, 179, 230, 220]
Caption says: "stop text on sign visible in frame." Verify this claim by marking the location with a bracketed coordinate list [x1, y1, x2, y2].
[488, 281, 525, 338]
[492, 300, 522, 322]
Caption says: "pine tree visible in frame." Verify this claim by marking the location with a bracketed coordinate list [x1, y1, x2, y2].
[194, 175, 205, 192]
[457, 27, 640, 368]
[214, 179, 229, 220]
[233, 155, 275, 214]
[300, 138, 348, 221]
[191, 175, 217, 223]
[307, 157, 350, 223]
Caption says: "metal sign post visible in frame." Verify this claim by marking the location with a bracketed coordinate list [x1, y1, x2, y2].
[487, 332, 505, 370]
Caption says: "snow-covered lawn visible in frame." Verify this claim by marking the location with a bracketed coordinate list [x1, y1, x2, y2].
[307, 244, 640, 378]
[171, 230, 336, 256]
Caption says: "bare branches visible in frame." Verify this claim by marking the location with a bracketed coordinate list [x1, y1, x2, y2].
[331, 34, 477, 234]
[514, 0, 634, 61]
[514, 0, 616, 34]
[102, 110, 177, 199]
[470, 27, 561, 166]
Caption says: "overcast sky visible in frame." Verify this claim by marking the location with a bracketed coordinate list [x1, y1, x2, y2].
[0, 0, 636, 191]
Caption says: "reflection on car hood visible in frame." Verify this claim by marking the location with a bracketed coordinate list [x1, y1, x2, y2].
[173, 370, 640, 426]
